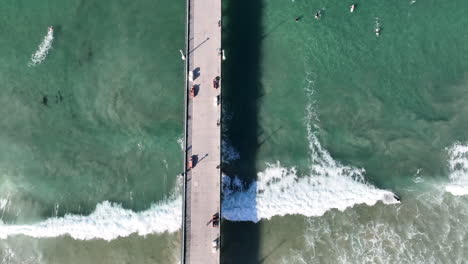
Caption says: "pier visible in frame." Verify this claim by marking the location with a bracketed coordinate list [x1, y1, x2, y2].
[182, 0, 222, 261]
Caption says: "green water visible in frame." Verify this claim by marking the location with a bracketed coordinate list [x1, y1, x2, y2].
[2, 0, 468, 262]
[222, 0, 468, 262]
[0, 0, 184, 221]
[0, 233, 180, 264]
[0, 0, 184, 262]
[256, 0, 468, 187]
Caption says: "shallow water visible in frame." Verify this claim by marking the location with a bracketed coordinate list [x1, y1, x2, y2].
[221, 0, 468, 262]
[0, 232, 180, 264]
[0, 0, 184, 262]
[1, 0, 468, 263]
[0, 0, 184, 220]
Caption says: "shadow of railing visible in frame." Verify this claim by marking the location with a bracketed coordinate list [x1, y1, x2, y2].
[220, 0, 263, 262]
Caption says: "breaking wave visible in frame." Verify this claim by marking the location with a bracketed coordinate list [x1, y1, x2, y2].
[222, 163, 398, 222]
[287, 187, 468, 264]
[0, 198, 181, 241]
[0, 70, 402, 241]
[222, 74, 399, 222]
[0, 199, 8, 210]
[446, 143, 468, 196]
[28, 27, 54, 67]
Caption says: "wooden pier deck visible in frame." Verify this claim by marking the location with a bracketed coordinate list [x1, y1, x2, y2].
[182, 0, 222, 262]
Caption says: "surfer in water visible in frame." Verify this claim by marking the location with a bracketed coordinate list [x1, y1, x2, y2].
[42, 96, 48, 106]
[314, 11, 321, 20]
[375, 27, 381, 36]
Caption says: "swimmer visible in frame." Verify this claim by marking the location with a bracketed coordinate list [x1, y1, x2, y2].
[42, 96, 48, 106]
[314, 11, 321, 20]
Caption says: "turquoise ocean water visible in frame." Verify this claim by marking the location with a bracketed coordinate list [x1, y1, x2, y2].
[222, 0, 468, 263]
[0, 0, 183, 263]
[2, 0, 468, 263]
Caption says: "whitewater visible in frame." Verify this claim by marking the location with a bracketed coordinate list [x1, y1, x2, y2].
[28, 27, 54, 67]
[446, 143, 468, 196]
[0, 125, 399, 241]
[222, 78, 400, 222]
[0, 198, 182, 241]
[1, 76, 467, 241]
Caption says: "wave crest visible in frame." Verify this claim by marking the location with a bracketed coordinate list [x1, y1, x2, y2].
[446, 143, 468, 196]
[0, 198, 181, 241]
[222, 73, 399, 222]
[222, 162, 398, 222]
[28, 27, 54, 67]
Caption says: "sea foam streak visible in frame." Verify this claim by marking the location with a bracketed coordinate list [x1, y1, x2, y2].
[222, 75, 399, 222]
[28, 27, 54, 67]
[222, 162, 398, 222]
[222, 147, 398, 222]
[0, 73, 400, 239]
[446, 143, 468, 196]
[0, 198, 181, 241]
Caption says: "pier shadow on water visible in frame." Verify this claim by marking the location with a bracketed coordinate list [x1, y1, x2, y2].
[221, 0, 263, 262]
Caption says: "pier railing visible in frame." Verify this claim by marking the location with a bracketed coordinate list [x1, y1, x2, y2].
[180, 0, 191, 259]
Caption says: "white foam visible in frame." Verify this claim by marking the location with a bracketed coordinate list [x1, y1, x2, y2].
[222, 162, 398, 222]
[0, 199, 8, 210]
[28, 27, 54, 67]
[1, 246, 16, 263]
[296, 188, 468, 264]
[0, 70, 400, 239]
[303, 216, 437, 264]
[222, 75, 399, 222]
[177, 136, 184, 151]
[0, 197, 181, 241]
[446, 143, 468, 196]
